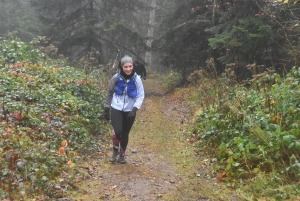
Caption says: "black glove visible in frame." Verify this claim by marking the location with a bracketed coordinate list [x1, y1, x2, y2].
[104, 107, 110, 120]
[143, 76, 146, 80]
[127, 107, 138, 118]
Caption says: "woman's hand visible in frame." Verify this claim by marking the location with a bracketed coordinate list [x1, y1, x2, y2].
[104, 107, 110, 120]
[127, 107, 138, 118]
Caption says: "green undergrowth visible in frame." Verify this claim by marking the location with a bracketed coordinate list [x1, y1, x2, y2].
[159, 70, 183, 93]
[0, 37, 110, 200]
[179, 65, 300, 200]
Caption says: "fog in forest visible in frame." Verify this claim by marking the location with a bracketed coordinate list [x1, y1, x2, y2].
[0, 0, 299, 81]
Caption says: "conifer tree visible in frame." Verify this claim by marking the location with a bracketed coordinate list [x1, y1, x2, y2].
[208, 0, 299, 78]
[152, 0, 299, 81]
[268, 1, 300, 68]
[30, 0, 148, 65]
[152, 0, 216, 79]
[207, 0, 275, 79]
[0, 0, 37, 41]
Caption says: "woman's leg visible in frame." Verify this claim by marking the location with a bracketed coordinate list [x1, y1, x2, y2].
[111, 108, 136, 152]
[110, 108, 123, 162]
[111, 108, 123, 141]
[111, 108, 136, 163]
[120, 114, 135, 152]
[118, 114, 135, 164]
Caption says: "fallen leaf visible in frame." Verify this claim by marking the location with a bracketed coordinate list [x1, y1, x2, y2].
[61, 140, 68, 147]
[58, 147, 64, 154]
[67, 160, 72, 167]
[216, 171, 223, 182]
[46, 116, 51, 123]
[110, 185, 118, 190]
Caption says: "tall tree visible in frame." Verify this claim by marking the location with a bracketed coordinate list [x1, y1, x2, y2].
[263, 0, 300, 68]
[0, 0, 38, 41]
[208, 0, 277, 79]
[152, 0, 300, 81]
[30, 0, 148, 65]
[152, 0, 216, 80]
[144, 0, 156, 68]
[208, 0, 299, 78]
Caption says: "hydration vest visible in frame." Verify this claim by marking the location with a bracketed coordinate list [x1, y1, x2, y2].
[115, 72, 137, 98]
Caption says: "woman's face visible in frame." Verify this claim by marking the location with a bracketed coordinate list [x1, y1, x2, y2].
[122, 63, 133, 75]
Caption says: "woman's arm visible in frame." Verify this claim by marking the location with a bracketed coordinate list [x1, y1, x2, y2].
[104, 74, 118, 108]
[133, 75, 145, 109]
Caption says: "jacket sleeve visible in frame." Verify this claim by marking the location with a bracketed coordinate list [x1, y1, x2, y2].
[104, 74, 118, 108]
[134, 75, 145, 109]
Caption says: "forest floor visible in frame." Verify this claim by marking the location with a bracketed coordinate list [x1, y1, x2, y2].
[66, 73, 243, 201]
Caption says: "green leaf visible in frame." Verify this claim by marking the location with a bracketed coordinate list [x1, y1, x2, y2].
[283, 135, 295, 144]
[226, 163, 232, 170]
[288, 142, 295, 149]
[247, 142, 257, 149]
[294, 141, 300, 150]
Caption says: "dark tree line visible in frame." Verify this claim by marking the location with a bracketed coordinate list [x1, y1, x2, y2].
[0, 0, 38, 41]
[153, 0, 300, 81]
[0, 0, 150, 66]
[0, 0, 299, 80]
[29, 0, 149, 65]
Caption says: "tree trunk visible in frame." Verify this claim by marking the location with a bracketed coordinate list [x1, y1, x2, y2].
[212, 0, 217, 25]
[145, 0, 156, 68]
[88, 0, 94, 52]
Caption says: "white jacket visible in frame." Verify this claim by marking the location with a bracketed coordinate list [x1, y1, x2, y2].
[104, 72, 145, 112]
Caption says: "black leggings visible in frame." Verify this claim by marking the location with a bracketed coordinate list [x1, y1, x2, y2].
[111, 108, 136, 152]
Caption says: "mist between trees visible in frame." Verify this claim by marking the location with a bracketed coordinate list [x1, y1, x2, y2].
[0, 0, 299, 82]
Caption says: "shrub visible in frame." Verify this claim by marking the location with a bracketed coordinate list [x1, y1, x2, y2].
[0, 37, 109, 200]
[193, 66, 300, 199]
[160, 70, 182, 92]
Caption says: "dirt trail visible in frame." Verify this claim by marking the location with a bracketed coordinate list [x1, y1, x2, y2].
[68, 74, 241, 201]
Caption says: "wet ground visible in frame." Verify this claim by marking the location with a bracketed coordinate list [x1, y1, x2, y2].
[65, 74, 242, 201]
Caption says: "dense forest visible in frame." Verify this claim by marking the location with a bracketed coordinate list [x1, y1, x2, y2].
[1, 0, 299, 79]
[0, 0, 300, 200]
